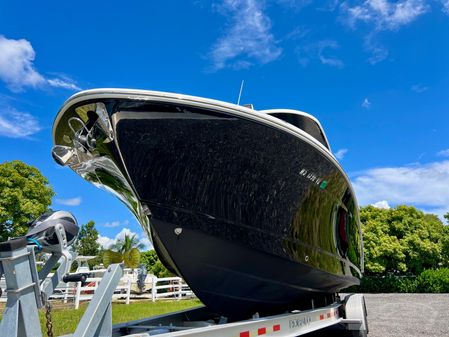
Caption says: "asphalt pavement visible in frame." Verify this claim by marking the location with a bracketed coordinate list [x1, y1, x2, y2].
[303, 293, 449, 337]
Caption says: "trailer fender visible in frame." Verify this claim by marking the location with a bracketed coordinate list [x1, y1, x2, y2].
[342, 293, 368, 337]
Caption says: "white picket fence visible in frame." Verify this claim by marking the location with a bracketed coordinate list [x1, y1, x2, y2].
[150, 276, 194, 302]
[1, 274, 194, 309]
[52, 275, 132, 309]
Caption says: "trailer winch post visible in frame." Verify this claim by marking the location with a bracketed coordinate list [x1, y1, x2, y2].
[72, 263, 124, 337]
[0, 238, 42, 337]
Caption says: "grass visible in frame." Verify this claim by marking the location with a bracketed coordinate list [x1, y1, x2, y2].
[2, 299, 202, 336]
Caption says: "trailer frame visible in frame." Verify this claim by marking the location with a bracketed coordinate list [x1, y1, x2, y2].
[110, 293, 367, 337]
[0, 234, 368, 337]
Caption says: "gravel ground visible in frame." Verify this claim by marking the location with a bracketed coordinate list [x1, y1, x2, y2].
[303, 293, 449, 337]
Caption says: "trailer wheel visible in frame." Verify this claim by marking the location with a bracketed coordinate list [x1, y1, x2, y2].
[343, 294, 368, 337]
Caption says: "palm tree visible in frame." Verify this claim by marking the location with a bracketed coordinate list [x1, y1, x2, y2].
[111, 234, 145, 253]
[103, 234, 143, 268]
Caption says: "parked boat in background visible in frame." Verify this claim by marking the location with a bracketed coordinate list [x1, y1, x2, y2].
[52, 89, 363, 319]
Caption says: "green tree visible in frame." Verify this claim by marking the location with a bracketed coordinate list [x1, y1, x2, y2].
[72, 220, 101, 268]
[0, 160, 54, 241]
[361, 205, 447, 275]
[73, 221, 100, 256]
[441, 225, 449, 264]
[103, 234, 142, 268]
[140, 250, 173, 278]
[444, 212, 449, 224]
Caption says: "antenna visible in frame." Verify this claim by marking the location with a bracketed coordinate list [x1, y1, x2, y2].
[237, 80, 244, 105]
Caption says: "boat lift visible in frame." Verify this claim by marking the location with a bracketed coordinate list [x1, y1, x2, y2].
[0, 211, 368, 337]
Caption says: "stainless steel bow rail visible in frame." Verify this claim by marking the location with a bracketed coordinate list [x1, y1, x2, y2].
[0, 212, 368, 337]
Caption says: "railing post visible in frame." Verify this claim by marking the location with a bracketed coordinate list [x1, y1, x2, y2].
[151, 276, 157, 302]
[178, 278, 182, 300]
[63, 282, 69, 304]
[75, 281, 81, 309]
[126, 279, 131, 305]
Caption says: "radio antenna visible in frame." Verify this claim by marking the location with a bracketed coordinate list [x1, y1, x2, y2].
[237, 80, 244, 105]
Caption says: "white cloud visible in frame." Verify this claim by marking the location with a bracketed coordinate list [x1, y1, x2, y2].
[442, 0, 449, 14]
[411, 84, 428, 93]
[103, 221, 121, 228]
[437, 149, 449, 157]
[55, 197, 82, 206]
[297, 40, 344, 68]
[276, 0, 312, 10]
[97, 235, 116, 250]
[97, 228, 153, 250]
[361, 97, 371, 108]
[317, 40, 344, 68]
[140, 237, 152, 250]
[341, 1, 428, 64]
[363, 34, 389, 64]
[103, 220, 130, 228]
[372, 200, 391, 209]
[0, 35, 45, 91]
[342, 0, 428, 31]
[209, 0, 282, 70]
[0, 106, 41, 138]
[352, 161, 449, 216]
[366, 46, 388, 64]
[335, 148, 348, 160]
[47, 78, 81, 91]
[0, 35, 80, 92]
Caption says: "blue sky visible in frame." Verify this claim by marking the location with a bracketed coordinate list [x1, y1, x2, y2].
[1, 0, 449, 248]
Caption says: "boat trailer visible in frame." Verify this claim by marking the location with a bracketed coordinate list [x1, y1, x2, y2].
[0, 212, 368, 337]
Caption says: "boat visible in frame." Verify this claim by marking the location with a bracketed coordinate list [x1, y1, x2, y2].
[51, 88, 363, 319]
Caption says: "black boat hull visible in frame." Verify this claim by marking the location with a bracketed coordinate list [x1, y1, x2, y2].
[52, 90, 363, 319]
[151, 213, 356, 318]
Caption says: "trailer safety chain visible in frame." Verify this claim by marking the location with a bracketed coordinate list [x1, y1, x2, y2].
[44, 298, 54, 337]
